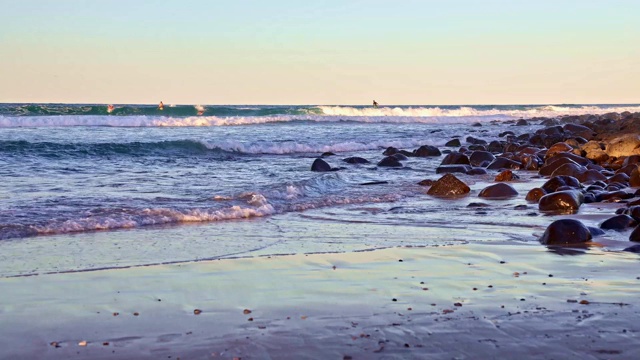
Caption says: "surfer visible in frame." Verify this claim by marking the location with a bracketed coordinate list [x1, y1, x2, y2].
[158, 101, 164, 111]
[373, 100, 379, 108]
[107, 104, 115, 113]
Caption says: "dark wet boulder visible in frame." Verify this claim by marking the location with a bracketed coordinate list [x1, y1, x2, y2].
[377, 156, 403, 167]
[608, 173, 630, 185]
[311, 158, 332, 172]
[383, 147, 399, 156]
[426, 173, 470, 197]
[478, 183, 519, 199]
[588, 226, 605, 237]
[469, 151, 496, 167]
[538, 190, 584, 213]
[466, 167, 488, 175]
[414, 145, 441, 157]
[486, 157, 521, 170]
[563, 123, 595, 140]
[436, 165, 472, 174]
[576, 169, 608, 183]
[545, 143, 575, 159]
[468, 144, 487, 152]
[600, 215, 637, 231]
[391, 153, 409, 161]
[466, 136, 487, 145]
[417, 179, 434, 186]
[526, 188, 546, 203]
[550, 163, 586, 178]
[487, 140, 503, 153]
[516, 119, 529, 126]
[343, 156, 370, 164]
[440, 152, 470, 165]
[445, 138, 461, 147]
[546, 152, 590, 166]
[623, 244, 640, 253]
[541, 176, 581, 193]
[499, 131, 515, 137]
[495, 169, 519, 181]
[539, 157, 579, 176]
[630, 166, 640, 187]
[630, 225, 640, 242]
[321, 152, 336, 157]
[595, 190, 633, 202]
[539, 219, 592, 245]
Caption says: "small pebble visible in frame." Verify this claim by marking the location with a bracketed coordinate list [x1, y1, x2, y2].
[102, 342, 109, 346]
[112, 312, 119, 316]
[248, 317, 254, 321]
[243, 309, 252, 314]
[133, 312, 139, 316]
[194, 309, 202, 315]
[454, 302, 462, 307]
[78, 341, 87, 347]
[392, 298, 397, 302]
[580, 300, 590, 305]
[50, 342, 60, 348]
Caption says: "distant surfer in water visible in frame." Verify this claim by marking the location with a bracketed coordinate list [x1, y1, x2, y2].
[158, 101, 164, 111]
[107, 104, 115, 113]
[373, 100, 379, 108]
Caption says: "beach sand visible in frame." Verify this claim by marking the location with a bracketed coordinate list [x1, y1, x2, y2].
[2, 241, 639, 359]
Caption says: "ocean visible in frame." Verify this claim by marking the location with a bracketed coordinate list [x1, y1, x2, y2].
[2, 103, 639, 277]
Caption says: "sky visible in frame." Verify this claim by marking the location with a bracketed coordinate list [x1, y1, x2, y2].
[0, 0, 638, 105]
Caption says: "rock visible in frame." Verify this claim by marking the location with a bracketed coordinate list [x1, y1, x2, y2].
[478, 183, 519, 199]
[606, 134, 640, 157]
[466, 167, 488, 175]
[486, 157, 521, 170]
[539, 219, 592, 245]
[343, 157, 370, 164]
[499, 131, 515, 137]
[417, 179, 434, 186]
[495, 169, 519, 182]
[383, 147, 399, 156]
[608, 173, 630, 185]
[550, 163, 586, 178]
[526, 188, 546, 203]
[581, 141, 608, 163]
[414, 145, 441, 157]
[436, 165, 472, 174]
[516, 119, 529, 126]
[563, 123, 594, 140]
[445, 138, 461, 147]
[541, 176, 581, 193]
[321, 152, 336, 157]
[600, 215, 637, 231]
[630, 225, 640, 242]
[311, 158, 332, 172]
[466, 136, 487, 145]
[545, 143, 574, 159]
[623, 244, 640, 253]
[426, 173, 470, 197]
[377, 156, 403, 167]
[391, 153, 409, 161]
[487, 141, 503, 153]
[440, 152, 470, 165]
[538, 190, 584, 213]
[469, 151, 496, 167]
[630, 166, 640, 187]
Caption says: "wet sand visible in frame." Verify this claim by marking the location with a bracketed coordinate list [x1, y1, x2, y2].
[2, 243, 639, 359]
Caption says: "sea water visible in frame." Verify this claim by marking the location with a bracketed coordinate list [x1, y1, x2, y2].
[1, 103, 639, 276]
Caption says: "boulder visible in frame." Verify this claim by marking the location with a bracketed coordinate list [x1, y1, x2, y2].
[311, 158, 332, 172]
[539, 219, 592, 245]
[581, 141, 608, 163]
[526, 188, 546, 203]
[377, 156, 403, 167]
[445, 138, 461, 147]
[538, 190, 584, 213]
[436, 165, 472, 174]
[413, 145, 441, 157]
[486, 157, 521, 170]
[630, 225, 640, 242]
[495, 169, 519, 182]
[469, 151, 496, 167]
[600, 215, 637, 231]
[605, 134, 640, 157]
[426, 173, 470, 197]
[478, 183, 519, 199]
[343, 157, 370, 164]
[630, 166, 640, 187]
[440, 152, 470, 165]
[541, 176, 581, 193]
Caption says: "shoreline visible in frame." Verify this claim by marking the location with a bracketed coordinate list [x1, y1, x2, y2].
[2, 243, 639, 359]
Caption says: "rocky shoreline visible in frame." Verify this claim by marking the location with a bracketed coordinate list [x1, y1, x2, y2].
[314, 111, 640, 250]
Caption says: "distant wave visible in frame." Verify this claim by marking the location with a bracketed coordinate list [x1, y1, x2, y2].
[0, 104, 638, 128]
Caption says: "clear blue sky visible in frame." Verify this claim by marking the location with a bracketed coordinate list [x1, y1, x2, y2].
[0, 0, 638, 104]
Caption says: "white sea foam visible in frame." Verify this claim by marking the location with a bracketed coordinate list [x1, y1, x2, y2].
[204, 138, 434, 154]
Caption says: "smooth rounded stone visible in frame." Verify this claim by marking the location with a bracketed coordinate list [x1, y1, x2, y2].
[383, 147, 399, 156]
[539, 219, 592, 245]
[576, 169, 608, 183]
[545, 152, 590, 166]
[583, 193, 597, 203]
[540, 118, 559, 126]
[468, 144, 487, 151]
[563, 123, 595, 139]
[629, 225, 640, 242]
[321, 152, 336, 157]
[545, 143, 574, 159]
[526, 188, 546, 203]
[399, 149, 414, 157]
[436, 164, 472, 174]
[586, 184, 605, 192]
[588, 226, 606, 237]
[467, 202, 490, 208]
[623, 155, 640, 166]
[543, 135, 566, 149]
[471, 122, 482, 127]
[440, 152, 470, 165]
[469, 151, 496, 167]
[413, 145, 441, 157]
[615, 164, 638, 176]
[417, 179, 434, 186]
[623, 244, 640, 253]
[311, 158, 332, 172]
[487, 140, 503, 153]
[538, 190, 584, 213]
[606, 134, 640, 157]
[600, 214, 638, 231]
[541, 176, 581, 193]
[608, 173, 630, 185]
[539, 157, 580, 176]
[595, 190, 633, 202]
[630, 166, 640, 187]
[478, 183, 519, 199]
[495, 169, 519, 181]
[466, 136, 487, 145]
[517, 133, 531, 142]
[426, 173, 470, 197]
[516, 119, 529, 126]
[499, 131, 515, 137]
[486, 157, 521, 170]
[466, 167, 488, 175]
[537, 125, 564, 136]
[520, 154, 541, 170]
[343, 156, 370, 164]
[581, 141, 609, 163]
[623, 205, 640, 220]
[391, 153, 409, 161]
[377, 156, 403, 167]
[445, 138, 461, 147]
[550, 163, 586, 178]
